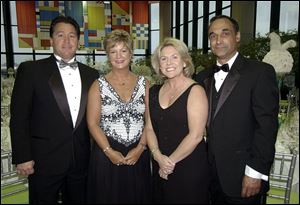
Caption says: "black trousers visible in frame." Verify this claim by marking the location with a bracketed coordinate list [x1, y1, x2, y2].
[28, 168, 87, 204]
[209, 160, 266, 204]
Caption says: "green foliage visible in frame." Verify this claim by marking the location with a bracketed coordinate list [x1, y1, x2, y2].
[134, 57, 163, 85]
[188, 31, 298, 76]
[126, 31, 299, 86]
[189, 48, 216, 74]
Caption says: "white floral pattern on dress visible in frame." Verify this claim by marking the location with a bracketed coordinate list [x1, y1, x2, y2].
[98, 75, 145, 146]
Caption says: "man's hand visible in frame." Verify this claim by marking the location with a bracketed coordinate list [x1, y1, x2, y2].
[16, 160, 35, 176]
[241, 175, 261, 197]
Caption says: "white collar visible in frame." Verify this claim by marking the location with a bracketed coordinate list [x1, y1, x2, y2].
[216, 52, 239, 70]
[54, 54, 76, 63]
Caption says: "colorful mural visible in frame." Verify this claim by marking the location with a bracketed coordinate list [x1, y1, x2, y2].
[16, 1, 148, 50]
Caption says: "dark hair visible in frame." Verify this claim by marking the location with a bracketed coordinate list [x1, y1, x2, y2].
[50, 16, 80, 39]
[209, 15, 239, 33]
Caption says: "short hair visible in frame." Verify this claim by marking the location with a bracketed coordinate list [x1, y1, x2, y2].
[209, 15, 240, 33]
[104, 29, 133, 55]
[50, 16, 80, 39]
[151, 37, 194, 78]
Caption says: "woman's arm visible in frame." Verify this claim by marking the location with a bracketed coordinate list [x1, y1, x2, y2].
[169, 85, 208, 163]
[87, 80, 125, 165]
[145, 85, 175, 179]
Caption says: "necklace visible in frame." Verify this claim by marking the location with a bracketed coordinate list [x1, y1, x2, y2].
[109, 72, 131, 86]
[167, 78, 189, 104]
[169, 86, 182, 100]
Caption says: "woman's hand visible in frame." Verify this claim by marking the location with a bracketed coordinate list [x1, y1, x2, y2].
[156, 154, 175, 179]
[105, 149, 126, 166]
[124, 145, 144, 165]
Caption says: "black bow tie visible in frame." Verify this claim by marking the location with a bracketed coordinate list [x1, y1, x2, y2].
[58, 60, 78, 69]
[213, 64, 229, 73]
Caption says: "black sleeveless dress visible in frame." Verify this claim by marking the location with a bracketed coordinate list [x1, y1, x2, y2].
[149, 83, 210, 204]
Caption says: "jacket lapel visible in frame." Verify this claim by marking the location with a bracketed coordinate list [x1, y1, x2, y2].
[213, 69, 240, 119]
[48, 55, 73, 128]
[213, 54, 244, 119]
[204, 76, 214, 128]
[74, 65, 89, 130]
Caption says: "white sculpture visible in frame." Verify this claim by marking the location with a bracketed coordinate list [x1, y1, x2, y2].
[262, 32, 296, 74]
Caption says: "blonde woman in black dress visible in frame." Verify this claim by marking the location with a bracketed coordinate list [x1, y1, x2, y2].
[145, 37, 209, 203]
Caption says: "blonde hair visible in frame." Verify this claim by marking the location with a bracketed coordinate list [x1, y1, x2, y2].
[104, 29, 133, 54]
[151, 37, 194, 78]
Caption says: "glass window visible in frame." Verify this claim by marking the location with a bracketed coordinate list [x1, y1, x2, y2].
[10, 1, 17, 26]
[222, 7, 230, 16]
[151, 30, 159, 54]
[279, 1, 299, 33]
[35, 55, 52, 60]
[223, 1, 231, 7]
[209, 1, 216, 13]
[197, 18, 203, 49]
[150, 2, 160, 54]
[76, 49, 89, 55]
[14, 54, 33, 68]
[95, 55, 108, 73]
[172, 28, 175, 37]
[151, 3, 159, 30]
[198, 2, 203, 17]
[1, 25, 5, 52]
[134, 49, 146, 55]
[256, 1, 271, 37]
[180, 25, 183, 41]
[209, 13, 215, 23]
[1, 2, 3, 24]
[75, 55, 88, 64]
[95, 55, 107, 65]
[188, 22, 193, 48]
[180, 1, 184, 24]
[1, 54, 6, 68]
[172, 2, 176, 27]
[188, 1, 193, 21]
[35, 48, 53, 54]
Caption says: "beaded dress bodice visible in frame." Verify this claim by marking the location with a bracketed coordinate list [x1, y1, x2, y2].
[98, 75, 146, 146]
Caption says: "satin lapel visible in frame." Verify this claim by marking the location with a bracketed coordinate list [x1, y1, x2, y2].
[74, 66, 87, 130]
[213, 67, 240, 119]
[48, 59, 73, 128]
[204, 77, 214, 128]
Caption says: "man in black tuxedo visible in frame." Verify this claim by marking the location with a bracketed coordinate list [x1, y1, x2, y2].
[10, 16, 98, 203]
[196, 15, 279, 204]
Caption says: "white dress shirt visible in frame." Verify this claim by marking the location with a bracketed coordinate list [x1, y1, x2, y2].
[54, 54, 82, 128]
[214, 52, 268, 181]
[214, 52, 238, 91]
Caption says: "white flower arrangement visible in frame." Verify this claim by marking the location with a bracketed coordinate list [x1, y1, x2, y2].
[262, 32, 296, 75]
[276, 107, 299, 153]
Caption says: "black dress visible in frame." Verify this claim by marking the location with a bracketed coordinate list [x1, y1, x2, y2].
[149, 83, 210, 204]
[86, 76, 151, 204]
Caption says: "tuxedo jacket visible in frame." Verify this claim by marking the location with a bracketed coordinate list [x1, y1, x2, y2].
[196, 54, 279, 197]
[10, 55, 99, 175]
